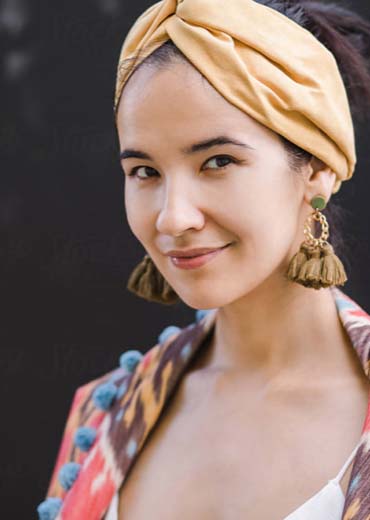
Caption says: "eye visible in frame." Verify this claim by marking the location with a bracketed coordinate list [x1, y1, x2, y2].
[202, 155, 238, 171]
[127, 166, 158, 180]
[128, 155, 241, 181]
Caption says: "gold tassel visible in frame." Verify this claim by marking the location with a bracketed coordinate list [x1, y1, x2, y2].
[296, 245, 322, 286]
[320, 243, 347, 287]
[287, 243, 322, 288]
[287, 242, 347, 290]
[127, 254, 179, 305]
[286, 243, 310, 280]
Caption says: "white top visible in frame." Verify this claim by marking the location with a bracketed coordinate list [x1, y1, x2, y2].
[104, 441, 360, 520]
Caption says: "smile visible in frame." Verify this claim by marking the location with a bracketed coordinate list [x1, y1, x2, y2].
[169, 244, 231, 270]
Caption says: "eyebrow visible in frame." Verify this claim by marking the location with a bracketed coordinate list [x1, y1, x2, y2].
[119, 135, 255, 161]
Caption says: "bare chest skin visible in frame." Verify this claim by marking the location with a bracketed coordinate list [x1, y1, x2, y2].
[116, 348, 370, 520]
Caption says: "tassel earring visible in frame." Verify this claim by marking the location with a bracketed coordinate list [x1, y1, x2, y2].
[286, 195, 347, 290]
[127, 254, 179, 305]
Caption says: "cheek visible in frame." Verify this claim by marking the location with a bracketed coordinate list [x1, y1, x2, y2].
[207, 175, 281, 240]
[124, 185, 154, 243]
[217, 175, 298, 260]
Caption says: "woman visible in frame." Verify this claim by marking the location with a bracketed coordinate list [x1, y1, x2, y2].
[37, 0, 370, 519]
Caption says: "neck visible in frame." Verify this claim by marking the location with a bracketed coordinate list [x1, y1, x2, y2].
[204, 279, 350, 384]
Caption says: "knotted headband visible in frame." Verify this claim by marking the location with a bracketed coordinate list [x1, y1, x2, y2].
[114, 0, 356, 194]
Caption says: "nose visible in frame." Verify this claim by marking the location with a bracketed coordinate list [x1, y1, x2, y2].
[155, 180, 205, 237]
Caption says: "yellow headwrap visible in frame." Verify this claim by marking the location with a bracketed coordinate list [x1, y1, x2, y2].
[114, 0, 356, 194]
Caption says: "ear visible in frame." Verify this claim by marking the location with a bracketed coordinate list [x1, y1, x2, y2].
[303, 156, 337, 207]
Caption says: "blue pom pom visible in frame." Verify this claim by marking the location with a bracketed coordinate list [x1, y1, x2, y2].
[158, 325, 181, 344]
[195, 309, 211, 322]
[119, 350, 143, 372]
[74, 426, 97, 451]
[92, 381, 118, 410]
[37, 497, 63, 520]
[58, 462, 81, 491]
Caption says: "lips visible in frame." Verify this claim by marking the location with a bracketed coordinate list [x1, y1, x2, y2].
[166, 244, 230, 258]
[183, 246, 226, 258]
[168, 243, 231, 270]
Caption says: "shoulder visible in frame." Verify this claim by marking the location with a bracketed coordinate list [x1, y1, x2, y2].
[37, 310, 212, 519]
[41, 322, 186, 499]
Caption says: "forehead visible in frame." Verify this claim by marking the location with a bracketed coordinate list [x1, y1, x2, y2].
[116, 61, 275, 144]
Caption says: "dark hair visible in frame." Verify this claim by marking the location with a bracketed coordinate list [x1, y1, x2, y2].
[116, 0, 370, 268]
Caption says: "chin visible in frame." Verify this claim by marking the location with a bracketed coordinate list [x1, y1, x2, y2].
[174, 283, 235, 311]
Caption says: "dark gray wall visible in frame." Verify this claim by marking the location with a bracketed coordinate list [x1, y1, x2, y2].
[1, 1, 370, 517]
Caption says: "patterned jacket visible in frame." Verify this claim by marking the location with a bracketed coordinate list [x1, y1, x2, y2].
[37, 287, 370, 520]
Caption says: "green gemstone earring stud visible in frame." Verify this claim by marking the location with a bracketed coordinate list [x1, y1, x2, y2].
[311, 195, 327, 211]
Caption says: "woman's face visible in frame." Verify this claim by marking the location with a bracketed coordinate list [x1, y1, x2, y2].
[116, 61, 309, 309]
